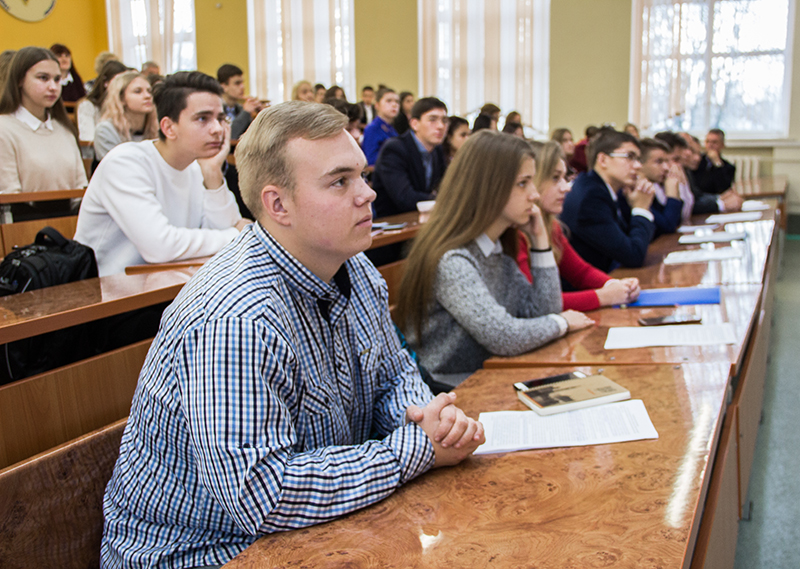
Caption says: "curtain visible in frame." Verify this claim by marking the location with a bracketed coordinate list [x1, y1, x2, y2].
[106, 0, 197, 74]
[418, 0, 550, 136]
[247, 0, 356, 103]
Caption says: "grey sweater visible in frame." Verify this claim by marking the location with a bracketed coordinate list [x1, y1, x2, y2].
[409, 238, 565, 375]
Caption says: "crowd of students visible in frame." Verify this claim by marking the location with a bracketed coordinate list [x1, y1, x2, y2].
[0, 44, 747, 567]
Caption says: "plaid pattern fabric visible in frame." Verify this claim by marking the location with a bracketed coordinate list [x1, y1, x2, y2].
[101, 222, 435, 568]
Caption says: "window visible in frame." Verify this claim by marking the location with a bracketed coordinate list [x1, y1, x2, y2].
[106, 0, 197, 73]
[247, 0, 355, 102]
[631, 0, 794, 138]
[418, 0, 550, 136]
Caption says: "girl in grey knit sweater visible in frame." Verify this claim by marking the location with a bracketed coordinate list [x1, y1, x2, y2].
[394, 131, 594, 377]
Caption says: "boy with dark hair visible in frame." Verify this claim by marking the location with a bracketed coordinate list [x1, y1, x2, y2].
[362, 86, 400, 165]
[639, 137, 684, 236]
[561, 130, 656, 272]
[358, 84, 376, 126]
[75, 71, 248, 277]
[216, 63, 264, 139]
[372, 97, 449, 218]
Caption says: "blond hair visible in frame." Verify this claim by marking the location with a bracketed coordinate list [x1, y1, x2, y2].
[101, 71, 158, 142]
[234, 101, 348, 217]
[534, 141, 568, 263]
[395, 130, 535, 339]
[291, 80, 312, 101]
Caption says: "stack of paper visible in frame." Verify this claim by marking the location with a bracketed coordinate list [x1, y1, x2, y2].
[474, 400, 658, 454]
[741, 200, 771, 212]
[705, 211, 763, 224]
[664, 248, 744, 264]
[678, 231, 747, 244]
[604, 323, 736, 349]
[678, 224, 718, 233]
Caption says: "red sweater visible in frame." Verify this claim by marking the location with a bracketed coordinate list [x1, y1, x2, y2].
[516, 224, 611, 311]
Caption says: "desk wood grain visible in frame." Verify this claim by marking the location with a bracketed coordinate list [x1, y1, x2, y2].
[484, 284, 761, 371]
[0, 189, 86, 206]
[226, 363, 731, 569]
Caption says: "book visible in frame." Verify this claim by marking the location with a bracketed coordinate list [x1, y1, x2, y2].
[514, 371, 630, 416]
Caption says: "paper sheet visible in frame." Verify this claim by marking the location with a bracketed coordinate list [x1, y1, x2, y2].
[604, 323, 736, 349]
[678, 224, 718, 233]
[741, 200, 771, 212]
[663, 247, 744, 264]
[474, 399, 658, 454]
[678, 231, 747, 244]
[705, 211, 763, 224]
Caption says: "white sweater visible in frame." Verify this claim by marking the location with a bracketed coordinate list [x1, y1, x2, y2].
[74, 140, 242, 276]
[0, 112, 87, 193]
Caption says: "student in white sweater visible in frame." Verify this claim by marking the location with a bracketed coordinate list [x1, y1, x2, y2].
[75, 72, 249, 276]
[0, 47, 87, 204]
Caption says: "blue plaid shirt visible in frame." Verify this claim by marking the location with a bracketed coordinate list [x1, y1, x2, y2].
[101, 222, 435, 568]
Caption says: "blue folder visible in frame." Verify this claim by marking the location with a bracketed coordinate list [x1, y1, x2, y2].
[625, 286, 721, 307]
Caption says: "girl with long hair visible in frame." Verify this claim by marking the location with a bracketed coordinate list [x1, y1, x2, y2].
[49, 43, 85, 102]
[442, 116, 470, 164]
[291, 80, 315, 102]
[395, 131, 594, 376]
[93, 71, 159, 162]
[394, 91, 414, 134]
[77, 59, 129, 144]
[516, 141, 640, 310]
[0, 47, 87, 213]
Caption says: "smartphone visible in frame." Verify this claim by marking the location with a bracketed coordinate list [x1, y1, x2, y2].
[638, 315, 702, 326]
[514, 371, 587, 391]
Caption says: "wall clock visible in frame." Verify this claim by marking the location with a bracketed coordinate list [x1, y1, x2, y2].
[1, 0, 56, 22]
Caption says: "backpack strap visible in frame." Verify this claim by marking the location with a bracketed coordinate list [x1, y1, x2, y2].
[35, 226, 70, 249]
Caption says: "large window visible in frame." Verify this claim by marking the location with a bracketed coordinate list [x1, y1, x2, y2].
[418, 0, 550, 136]
[631, 0, 794, 138]
[106, 0, 197, 73]
[247, 0, 355, 103]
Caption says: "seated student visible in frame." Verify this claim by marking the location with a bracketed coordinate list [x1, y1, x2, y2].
[313, 82, 326, 103]
[502, 121, 524, 138]
[357, 84, 375, 127]
[101, 101, 484, 567]
[638, 137, 684, 236]
[394, 130, 594, 377]
[77, 59, 129, 148]
[569, 125, 597, 174]
[325, 84, 346, 100]
[217, 63, 264, 139]
[560, 129, 656, 272]
[0, 47, 87, 219]
[362, 87, 400, 165]
[480, 103, 501, 129]
[676, 132, 743, 213]
[141, 60, 160, 77]
[442, 115, 470, 165]
[290, 79, 315, 102]
[551, 127, 577, 180]
[516, 141, 640, 311]
[624, 122, 641, 139]
[372, 97, 448, 217]
[84, 51, 118, 91]
[691, 128, 737, 194]
[75, 71, 247, 276]
[394, 91, 414, 135]
[93, 71, 159, 162]
[506, 110, 521, 125]
[50, 43, 86, 103]
[472, 113, 495, 133]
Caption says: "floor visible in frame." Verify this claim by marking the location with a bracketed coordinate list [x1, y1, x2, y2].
[733, 236, 800, 568]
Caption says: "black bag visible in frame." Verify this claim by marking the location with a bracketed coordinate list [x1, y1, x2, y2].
[0, 227, 98, 382]
[0, 226, 97, 296]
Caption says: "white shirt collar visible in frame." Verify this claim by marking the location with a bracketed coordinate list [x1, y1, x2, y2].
[13, 105, 54, 132]
[475, 233, 503, 257]
[60, 72, 74, 86]
[604, 180, 618, 202]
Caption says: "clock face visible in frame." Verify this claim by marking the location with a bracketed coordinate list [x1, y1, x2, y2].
[1, 0, 56, 22]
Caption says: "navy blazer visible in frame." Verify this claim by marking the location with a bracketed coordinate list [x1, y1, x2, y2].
[372, 131, 446, 218]
[650, 194, 683, 237]
[691, 155, 736, 195]
[560, 170, 656, 272]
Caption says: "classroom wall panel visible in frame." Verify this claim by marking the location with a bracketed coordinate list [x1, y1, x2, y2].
[194, 0, 250, 91]
[0, 0, 108, 81]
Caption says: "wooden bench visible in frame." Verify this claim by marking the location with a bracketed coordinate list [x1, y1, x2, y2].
[0, 215, 78, 256]
[0, 418, 126, 569]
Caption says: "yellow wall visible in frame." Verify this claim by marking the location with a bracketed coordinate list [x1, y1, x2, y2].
[549, 0, 632, 138]
[353, 0, 418, 97]
[194, 0, 249, 86]
[0, 0, 107, 80]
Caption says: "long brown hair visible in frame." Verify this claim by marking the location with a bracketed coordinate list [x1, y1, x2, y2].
[535, 141, 568, 263]
[0, 46, 77, 139]
[395, 130, 535, 340]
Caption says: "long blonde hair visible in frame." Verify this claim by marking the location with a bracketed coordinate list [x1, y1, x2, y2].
[395, 130, 535, 340]
[535, 141, 568, 263]
[101, 71, 158, 142]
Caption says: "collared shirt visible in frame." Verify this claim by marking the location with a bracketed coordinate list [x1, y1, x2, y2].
[474, 233, 568, 335]
[410, 131, 433, 190]
[60, 71, 74, 86]
[603, 179, 655, 223]
[101, 222, 435, 568]
[13, 105, 53, 132]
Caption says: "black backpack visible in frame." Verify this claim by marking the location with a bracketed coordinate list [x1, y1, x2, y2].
[0, 227, 98, 382]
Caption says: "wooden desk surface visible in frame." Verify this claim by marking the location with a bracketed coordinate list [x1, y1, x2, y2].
[733, 175, 787, 198]
[226, 363, 731, 569]
[483, 284, 761, 371]
[0, 269, 194, 344]
[0, 189, 86, 206]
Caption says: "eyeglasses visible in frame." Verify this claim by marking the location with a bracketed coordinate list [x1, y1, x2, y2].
[607, 152, 642, 164]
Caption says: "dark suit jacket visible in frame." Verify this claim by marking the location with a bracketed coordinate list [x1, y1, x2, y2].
[650, 194, 683, 238]
[690, 155, 736, 195]
[560, 170, 655, 272]
[686, 167, 721, 215]
[372, 131, 446, 218]
[357, 101, 375, 126]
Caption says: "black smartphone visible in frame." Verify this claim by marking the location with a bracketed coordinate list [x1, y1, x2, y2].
[638, 314, 702, 326]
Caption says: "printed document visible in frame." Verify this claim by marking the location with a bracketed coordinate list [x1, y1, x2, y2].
[604, 323, 736, 349]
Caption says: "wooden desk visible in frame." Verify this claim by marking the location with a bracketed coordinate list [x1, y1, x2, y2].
[371, 211, 426, 249]
[0, 269, 194, 344]
[0, 189, 86, 206]
[483, 284, 761, 371]
[732, 175, 787, 198]
[125, 257, 211, 275]
[226, 363, 732, 569]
